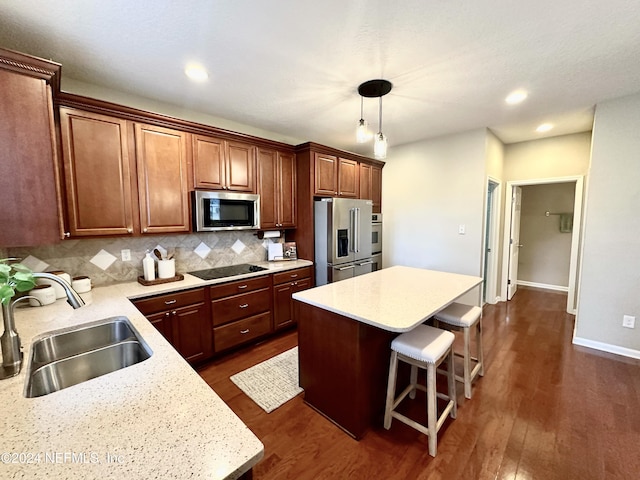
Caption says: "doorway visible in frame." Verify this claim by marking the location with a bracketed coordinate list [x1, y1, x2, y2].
[501, 176, 584, 314]
[482, 178, 500, 304]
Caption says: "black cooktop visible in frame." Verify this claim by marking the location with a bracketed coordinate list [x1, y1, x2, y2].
[188, 263, 267, 280]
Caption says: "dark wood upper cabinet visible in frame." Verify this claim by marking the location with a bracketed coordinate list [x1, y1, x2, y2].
[359, 162, 382, 212]
[0, 49, 63, 246]
[371, 164, 382, 213]
[314, 153, 338, 196]
[134, 123, 190, 234]
[59, 107, 136, 236]
[192, 134, 225, 190]
[337, 157, 359, 198]
[258, 148, 296, 229]
[193, 134, 256, 192]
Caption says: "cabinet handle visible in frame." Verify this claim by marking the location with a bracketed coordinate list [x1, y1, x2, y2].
[64, 232, 70, 238]
[171, 310, 177, 316]
[127, 228, 133, 233]
[164, 299, 177, 305]
[240, 329, 250, 334]
[239, 303, 249, 308]
[290, 274, 298, 278]
[237, 284, 248, 289]
[143, 228, 148, 233]
[291, 281, 298, 286]
[165, 312, 171, 317]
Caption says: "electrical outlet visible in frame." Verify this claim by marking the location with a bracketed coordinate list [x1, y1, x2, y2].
[458, 224, 466, 235]
[121, 249, 131, 262]
[622, 315, 635, 329]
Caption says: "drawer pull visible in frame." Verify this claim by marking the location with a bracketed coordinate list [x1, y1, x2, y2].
[290, 274, 298, 278]
[237, 284, 248, 289]
[240, 329, 250, 334]
[164, 299, 177, 305]
[239, 303, 249, 308]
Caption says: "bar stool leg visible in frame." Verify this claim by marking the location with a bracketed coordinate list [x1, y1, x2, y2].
[409, 365, 418, 399]
[447, 349, 457, 419]
[463, 326, 472, 399]
[384, 351, 398, 430]
[477, 318, 485, 377]
[426, 362, 437, 457]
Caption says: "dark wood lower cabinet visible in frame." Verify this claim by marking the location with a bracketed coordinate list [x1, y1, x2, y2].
[133, 268, 313, 362]
[133, 288, 212, 364]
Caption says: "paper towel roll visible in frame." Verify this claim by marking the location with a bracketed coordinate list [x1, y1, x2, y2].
[263, 231, 281, 238]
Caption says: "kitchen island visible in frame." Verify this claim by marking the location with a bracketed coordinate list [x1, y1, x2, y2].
[0, 260, 311, 480]
[292, 265, 482, 439]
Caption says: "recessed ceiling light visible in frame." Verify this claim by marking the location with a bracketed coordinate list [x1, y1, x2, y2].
[536, 123, 553, 133]
[505, 90, 528, 105]
[185, 64, 208, 82]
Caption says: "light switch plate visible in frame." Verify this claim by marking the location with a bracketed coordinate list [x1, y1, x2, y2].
[458, 224, 466, 235]
[623, 315, 635, 329]
[121, 249, 131, 262]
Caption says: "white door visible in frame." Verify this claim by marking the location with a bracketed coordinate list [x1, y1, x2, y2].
[507, 186, 522, 300]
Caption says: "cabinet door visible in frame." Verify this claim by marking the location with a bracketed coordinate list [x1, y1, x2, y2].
[171, 303, 213, 364]
[193, 134, 225, 190]
[338, 157, 359, 198]
[257, 147, 278, 229]
[226, 140, 255, 192]
[371, 165, 382, 213]
[59, 108, 135, 236]
[359, 163, 372, 202]
[314, 153, 337, 196]
[0, 66, 61, 246]
[278, 151, 297, 228]
[134, 123, 190, 234]
[273, 282, 294, 330]
[147, 311, 173, 343]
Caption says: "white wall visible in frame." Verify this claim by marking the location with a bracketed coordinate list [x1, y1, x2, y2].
[575, 92, 640, 356]
[382, 128, 487, 303]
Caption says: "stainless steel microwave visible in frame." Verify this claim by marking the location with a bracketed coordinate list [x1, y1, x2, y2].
[192, 190, 260, 232]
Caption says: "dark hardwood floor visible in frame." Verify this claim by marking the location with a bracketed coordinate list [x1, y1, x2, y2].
[198, 287, 640, 479]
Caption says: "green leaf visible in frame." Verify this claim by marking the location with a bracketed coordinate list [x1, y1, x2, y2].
[15, 280, 36, 292]
[11, 263, 33, 273]
[0, 284, 15, 306]
[0, 264, 11, 275]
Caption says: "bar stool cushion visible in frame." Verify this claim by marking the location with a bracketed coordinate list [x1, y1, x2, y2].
[391, 325, 455, 364]
[435, 303, 481, 327]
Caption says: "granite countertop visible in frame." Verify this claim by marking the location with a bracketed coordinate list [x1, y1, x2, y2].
[0, 259, 312, 479]
[292, 265, 482, 332]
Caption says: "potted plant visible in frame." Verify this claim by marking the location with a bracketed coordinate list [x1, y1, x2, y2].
[0, 258, 36, 306]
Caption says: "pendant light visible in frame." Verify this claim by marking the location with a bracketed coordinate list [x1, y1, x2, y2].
[356, 96, 371, 143]
[356, 79, 392, 159]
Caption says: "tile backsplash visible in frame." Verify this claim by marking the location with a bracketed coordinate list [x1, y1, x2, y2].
[7, 232, 279, 287]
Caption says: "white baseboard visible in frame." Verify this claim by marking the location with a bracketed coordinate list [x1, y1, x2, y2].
[572, 336, 640, 360]
[516, 280, 569, 292]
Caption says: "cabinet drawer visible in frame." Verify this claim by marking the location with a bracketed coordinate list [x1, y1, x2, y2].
[214, 312, 272, 352]
[133, 288, 205, 315]
[212, 288, 271, 326]
[209, 275, 271, 300]
[273, 267, 312, 285]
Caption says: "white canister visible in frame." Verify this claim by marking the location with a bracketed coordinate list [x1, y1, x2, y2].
[157, 259, 176, 279]
[72, 276, 92, 293]
[37, 271, 71, 299]
[28, 285, 56, 306]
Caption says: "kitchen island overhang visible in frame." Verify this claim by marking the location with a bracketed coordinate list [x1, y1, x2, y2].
[293, 266, 483, 439]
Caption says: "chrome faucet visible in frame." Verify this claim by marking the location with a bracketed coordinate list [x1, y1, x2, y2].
[0, 273, 85, 379]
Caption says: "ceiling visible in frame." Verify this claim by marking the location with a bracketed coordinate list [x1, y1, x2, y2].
[1, 1, 639, 155]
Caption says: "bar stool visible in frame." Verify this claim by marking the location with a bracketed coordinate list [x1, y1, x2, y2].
[384, 324, 457, 457]
[434, 303, 484, 399]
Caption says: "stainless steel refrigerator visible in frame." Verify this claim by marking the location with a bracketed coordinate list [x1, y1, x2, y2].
[314, 198, 373, 285]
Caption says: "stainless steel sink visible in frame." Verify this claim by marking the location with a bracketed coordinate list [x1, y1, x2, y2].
[31, 317, 141, 364]
[24, 317, 152, 398]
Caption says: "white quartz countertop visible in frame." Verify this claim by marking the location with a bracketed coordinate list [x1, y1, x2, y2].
[292, 265, 482, 332]
[0, 259, 311, 479]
